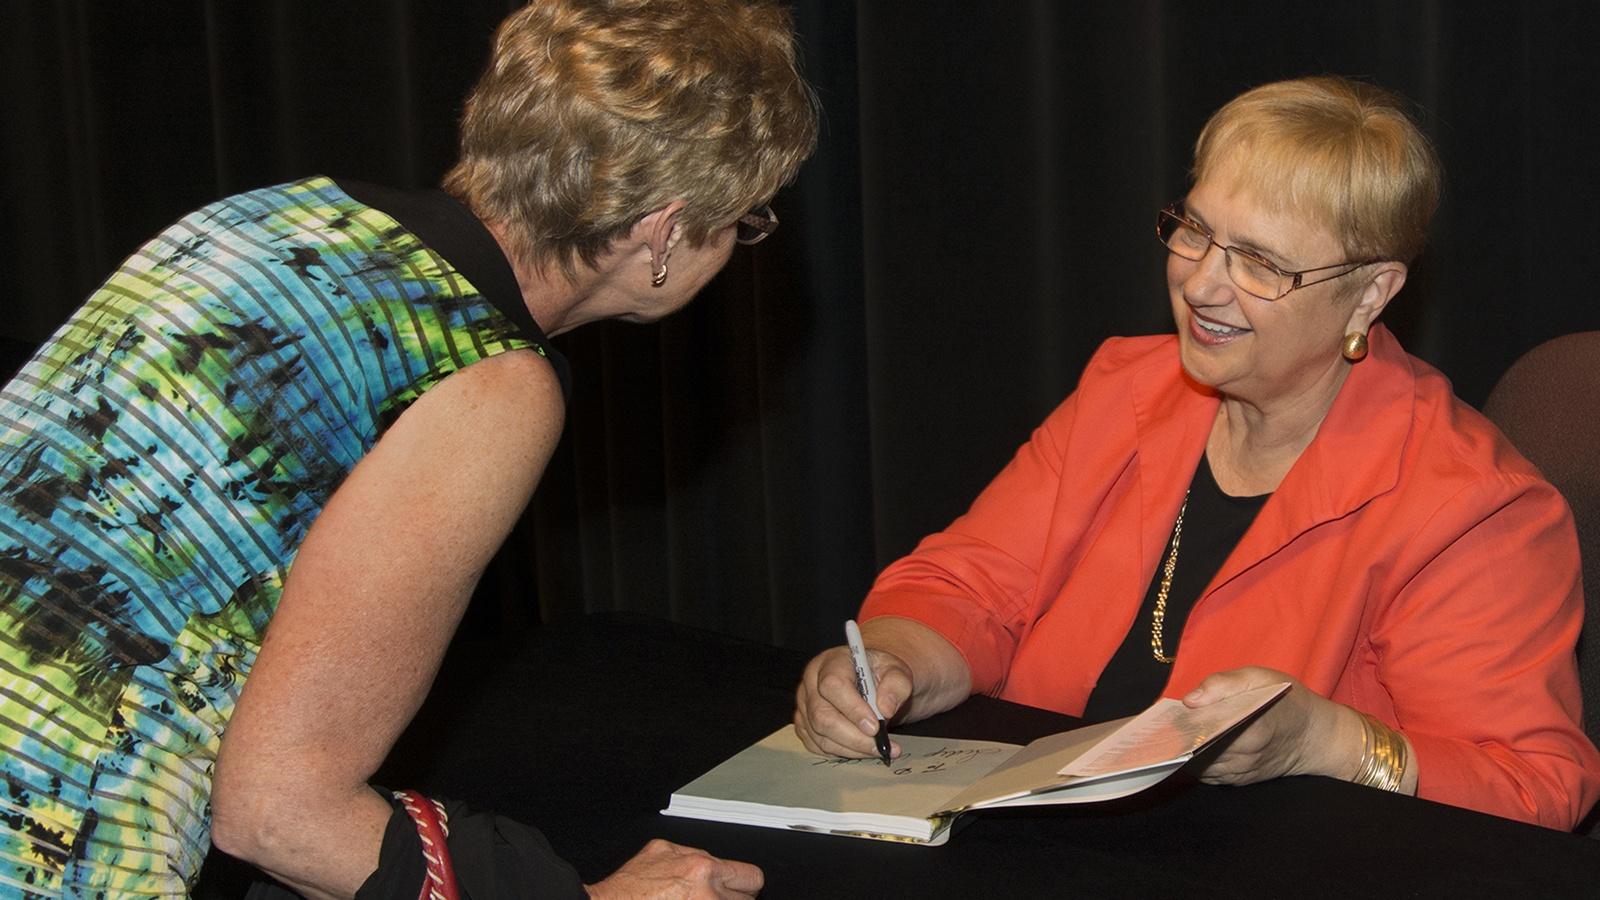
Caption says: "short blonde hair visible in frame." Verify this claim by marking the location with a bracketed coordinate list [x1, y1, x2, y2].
[444, 0, 820, 277]
[1193, 76, 1441, 264]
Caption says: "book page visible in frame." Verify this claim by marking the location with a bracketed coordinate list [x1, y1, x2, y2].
[937, 717, 1127, 813]
[668, 725, 1021, 821]
[1058, 682, 1289, 778]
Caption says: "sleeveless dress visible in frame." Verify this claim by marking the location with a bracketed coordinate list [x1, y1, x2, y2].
[0, 176, 565, 897]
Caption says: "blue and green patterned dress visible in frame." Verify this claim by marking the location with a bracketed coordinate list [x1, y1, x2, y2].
[0, 177, 565, 896]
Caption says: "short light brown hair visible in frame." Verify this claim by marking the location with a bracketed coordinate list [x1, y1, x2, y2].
[444, 0, 820, 277]
[1193, 76, 1441, 264]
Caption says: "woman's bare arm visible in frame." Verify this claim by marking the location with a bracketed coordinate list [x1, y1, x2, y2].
[211, 349, 564, 897]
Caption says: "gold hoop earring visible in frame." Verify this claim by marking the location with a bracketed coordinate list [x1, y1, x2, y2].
[650, 261, 668, 288]
[1342, 331, 1369, 362]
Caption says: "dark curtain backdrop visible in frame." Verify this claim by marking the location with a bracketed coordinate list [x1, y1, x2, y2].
[4, 2, 1599, 655]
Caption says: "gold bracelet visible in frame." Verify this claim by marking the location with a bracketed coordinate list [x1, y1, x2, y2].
[1363, 711, 1401, 787]
[1353, 713, 1408, 793]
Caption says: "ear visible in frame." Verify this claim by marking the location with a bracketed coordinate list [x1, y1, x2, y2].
[1344, 262, 1408, 334]
[634, 200, 689, 265]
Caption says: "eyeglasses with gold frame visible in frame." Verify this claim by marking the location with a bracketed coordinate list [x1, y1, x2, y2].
[1156, 204, 1378, 301]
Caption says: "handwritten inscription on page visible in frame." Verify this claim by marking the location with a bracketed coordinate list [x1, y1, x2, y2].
[678, 727, 1020, 820]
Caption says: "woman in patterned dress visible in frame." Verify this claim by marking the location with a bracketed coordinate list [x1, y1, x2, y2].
[0, 1, 817, 896]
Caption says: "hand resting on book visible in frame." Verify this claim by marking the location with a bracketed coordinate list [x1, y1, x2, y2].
[1183, 666, 1418, 794]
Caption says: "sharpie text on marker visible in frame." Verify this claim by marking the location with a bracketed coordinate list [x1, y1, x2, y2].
[844, 619, 893, 767]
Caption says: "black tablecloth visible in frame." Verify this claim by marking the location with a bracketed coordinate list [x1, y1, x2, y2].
[200, 612, 1600, 897]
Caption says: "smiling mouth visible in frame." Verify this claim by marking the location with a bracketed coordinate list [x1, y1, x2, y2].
[1191, 310, 1250, 338]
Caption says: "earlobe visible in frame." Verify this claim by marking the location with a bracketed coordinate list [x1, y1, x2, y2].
[636, 201, 688, 284]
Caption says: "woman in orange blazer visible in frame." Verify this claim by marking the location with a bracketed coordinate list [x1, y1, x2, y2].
[794, 76, 1600, 830]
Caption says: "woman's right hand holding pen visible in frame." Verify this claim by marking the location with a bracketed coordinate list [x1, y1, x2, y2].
[792, 615, 973, 759]
[794, 643, 911, 760]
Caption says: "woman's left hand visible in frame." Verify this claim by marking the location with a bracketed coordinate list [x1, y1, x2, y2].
[1182, 666, 1364, 786]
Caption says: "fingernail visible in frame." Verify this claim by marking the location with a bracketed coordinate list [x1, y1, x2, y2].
[858, 718, 876, 735]
[1184, 688, 1204, 702]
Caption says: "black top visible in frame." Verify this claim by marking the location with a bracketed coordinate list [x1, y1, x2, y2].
[333, 177, 573, 402]
[1080, 456, 1269, 723]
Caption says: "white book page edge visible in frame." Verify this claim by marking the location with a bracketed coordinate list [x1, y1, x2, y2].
[662, 796, 952, 845]
[981, 759, 1185, 808]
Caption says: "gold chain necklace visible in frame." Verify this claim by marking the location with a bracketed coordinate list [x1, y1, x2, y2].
[1150, 490, 1190, 664]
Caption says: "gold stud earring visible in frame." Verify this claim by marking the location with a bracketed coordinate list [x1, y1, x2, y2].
[1342, 331, 1369, 362]
[650, 260, 668, 288]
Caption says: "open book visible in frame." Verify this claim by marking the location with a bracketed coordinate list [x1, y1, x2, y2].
[662, 682, 1288, 845]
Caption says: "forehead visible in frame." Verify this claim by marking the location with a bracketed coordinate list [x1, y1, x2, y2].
[1184, 172, 1342, 264]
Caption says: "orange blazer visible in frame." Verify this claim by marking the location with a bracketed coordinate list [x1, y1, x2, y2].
[861, 325, 1600, 829]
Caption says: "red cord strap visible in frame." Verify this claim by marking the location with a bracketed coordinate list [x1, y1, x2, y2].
[394, 790, 462, 900]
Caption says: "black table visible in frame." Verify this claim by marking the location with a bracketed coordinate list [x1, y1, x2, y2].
[204, 612, 1600, 897]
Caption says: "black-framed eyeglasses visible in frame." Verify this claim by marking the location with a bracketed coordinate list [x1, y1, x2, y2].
[736, 205, 778, 245]
[1156, 204, 1378, 301]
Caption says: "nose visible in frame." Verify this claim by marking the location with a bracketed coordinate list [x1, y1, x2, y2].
[1179, 242, 1235, 305]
